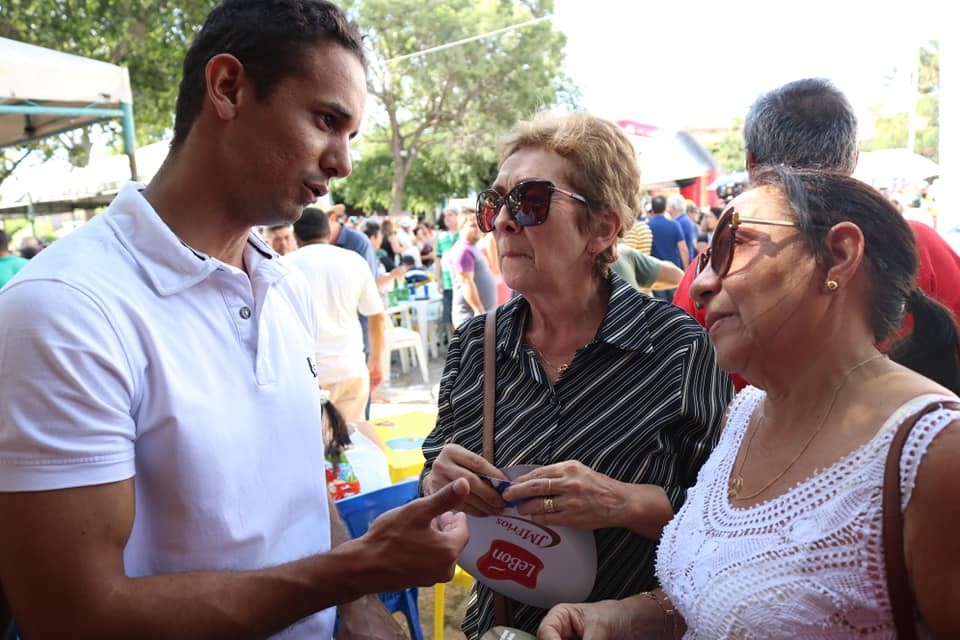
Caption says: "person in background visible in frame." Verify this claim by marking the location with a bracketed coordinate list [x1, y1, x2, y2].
[622, 213, 654, 255]
[17, 237, 44, 260]
[363, 219, 407, 291]
[694, 232, 709, 254]
[380, 217, 401, 267]
[671, 77, 960, 391]
[667, 194, 696, 266]
[435, 208, 460, 339]
[448, 211, 497, 328]
[263, 223, 298, 255]
[0, 2, 469, 637]
[611, 243, 684, 293]
[321, 203, 378, 418]
[415, 221, 436, 268]
[421, 110, 732, 639]
[286, 209, 386, 424]
[395, 217, 421, 266]
[0, 230, 27, 288]
[539, 166, 960, 640]
[646, 195, 688, 302]
[475, 216, 513, 305]
[322, 396, 391, 501]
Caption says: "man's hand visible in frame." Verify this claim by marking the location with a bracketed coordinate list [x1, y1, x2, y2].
[367, 357, 384, 392]
[349, 478, 471, 592]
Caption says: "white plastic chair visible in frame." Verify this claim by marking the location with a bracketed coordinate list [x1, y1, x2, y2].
[383, 320, 430, 384]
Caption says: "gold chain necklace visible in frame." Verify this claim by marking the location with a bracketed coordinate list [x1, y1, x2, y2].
[728, 353, 886, 501]
[533, 345, 571, 376]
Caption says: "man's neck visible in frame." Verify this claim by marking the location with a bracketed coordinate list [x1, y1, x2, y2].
[328, 221, 342, 245]
[142, 148, 252, 270]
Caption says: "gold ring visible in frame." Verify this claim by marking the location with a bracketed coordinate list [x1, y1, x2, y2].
[544, 497, 555, 513]
[547, 478, 552, 493]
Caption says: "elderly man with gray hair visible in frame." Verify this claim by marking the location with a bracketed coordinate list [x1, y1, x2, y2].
[666, 193, 696, 267]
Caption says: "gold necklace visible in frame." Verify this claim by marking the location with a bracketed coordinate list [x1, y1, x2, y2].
[728, 353, 886, 501]
[533, 345, 570, 376]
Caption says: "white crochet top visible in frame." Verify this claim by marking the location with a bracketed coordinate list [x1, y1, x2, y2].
[657, 387, 958, 639]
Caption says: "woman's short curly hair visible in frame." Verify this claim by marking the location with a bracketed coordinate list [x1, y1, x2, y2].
[500, 111, 641, 275]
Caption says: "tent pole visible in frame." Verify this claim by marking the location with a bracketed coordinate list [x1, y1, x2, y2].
[121, 102, 138, 181]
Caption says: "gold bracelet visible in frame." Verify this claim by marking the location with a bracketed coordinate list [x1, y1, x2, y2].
[639, 591, 679, 639]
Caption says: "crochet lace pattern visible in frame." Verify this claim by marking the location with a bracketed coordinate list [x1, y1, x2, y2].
[657, 387, 958, 639]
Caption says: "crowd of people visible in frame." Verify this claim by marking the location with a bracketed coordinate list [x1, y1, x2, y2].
[1, 1, 959, 639]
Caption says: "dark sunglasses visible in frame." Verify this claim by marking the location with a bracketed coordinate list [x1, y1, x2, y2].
[697, 206, 800, 278]
[475, 179, 589, 233]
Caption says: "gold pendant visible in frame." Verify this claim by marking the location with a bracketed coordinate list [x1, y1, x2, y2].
[728, 475, 742, 499]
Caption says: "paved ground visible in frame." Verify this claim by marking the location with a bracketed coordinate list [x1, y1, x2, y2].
[371, 347, 446, 419]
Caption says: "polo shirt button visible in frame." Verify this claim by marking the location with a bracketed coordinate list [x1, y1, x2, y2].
[239, 306, 252, 319]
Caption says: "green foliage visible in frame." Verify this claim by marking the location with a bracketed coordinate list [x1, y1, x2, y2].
[706, 118, 746, 174]
[340, 0, 576, 213]
[0, 0, 216, 149]
[1, 217, 31, 238]
[862, 40, 939, 162]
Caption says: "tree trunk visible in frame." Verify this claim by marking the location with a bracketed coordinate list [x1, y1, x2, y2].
[389, 149, 415, 216]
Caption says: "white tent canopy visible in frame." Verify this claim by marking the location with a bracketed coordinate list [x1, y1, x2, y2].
[619, 122, 719, 187]
[0, 37, 137, 177]
[853, 149, 940, 189]
[0, 139, 168, 217]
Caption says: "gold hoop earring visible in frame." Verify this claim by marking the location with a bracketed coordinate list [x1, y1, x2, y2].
[825, 279, 839, 292]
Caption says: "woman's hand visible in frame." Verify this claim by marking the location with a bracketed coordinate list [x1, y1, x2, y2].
[503, 461, 673, 536]
[537, 600, 634, 640]
[422, 444, 508, 517]
[539, 593, 681, 640]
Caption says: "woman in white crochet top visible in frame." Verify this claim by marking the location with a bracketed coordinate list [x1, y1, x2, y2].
[538, 167, 960, 639]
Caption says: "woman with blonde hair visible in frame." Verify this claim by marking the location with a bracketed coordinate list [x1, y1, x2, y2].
[420, 111, 733, 638]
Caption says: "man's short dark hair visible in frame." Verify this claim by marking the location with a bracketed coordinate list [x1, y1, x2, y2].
[0, 230, 8, 252]
[650, 195, 666, 215]
[744, 78, 858, 174]
[294, 207, 330, 242]
[362, 220, 381, 239]
[172, 0, 366, 148]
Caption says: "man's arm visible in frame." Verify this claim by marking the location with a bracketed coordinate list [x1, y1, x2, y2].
[650, 259, 684, 290]
[329, 492, 405, 640]
[366, 312, 385, 391]
[676, 240, 690, 270]
[457, 271, 484, 315]
[0, 478, 469, 639]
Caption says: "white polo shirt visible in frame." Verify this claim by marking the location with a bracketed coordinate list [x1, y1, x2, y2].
[282, 244, 384, 384]
[0, 183, 334, 639]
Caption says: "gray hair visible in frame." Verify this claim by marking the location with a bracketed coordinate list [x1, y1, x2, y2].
[744, 78, 858, 174]
[666, 194, 686, 212]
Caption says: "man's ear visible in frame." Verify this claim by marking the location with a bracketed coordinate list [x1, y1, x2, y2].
[823, 221, 865, 289]
[204, 54, 248, 121]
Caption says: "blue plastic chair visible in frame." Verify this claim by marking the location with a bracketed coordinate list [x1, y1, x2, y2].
[335, 479, 424, 640]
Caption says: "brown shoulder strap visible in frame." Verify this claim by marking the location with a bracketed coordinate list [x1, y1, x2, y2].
[483, 310, 497, 463]
[883, 399, 960, 639]
[482, 309, 514, 628]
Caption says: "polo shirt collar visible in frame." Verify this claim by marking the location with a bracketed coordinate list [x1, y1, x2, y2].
[498, 271, 654, 359]
[105, 182, 289, 296]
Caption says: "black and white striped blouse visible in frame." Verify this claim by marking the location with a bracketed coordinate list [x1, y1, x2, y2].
[422, 272, 734, 639]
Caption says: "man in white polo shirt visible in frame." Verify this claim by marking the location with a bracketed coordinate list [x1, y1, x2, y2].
[0, 1, 469, 638]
